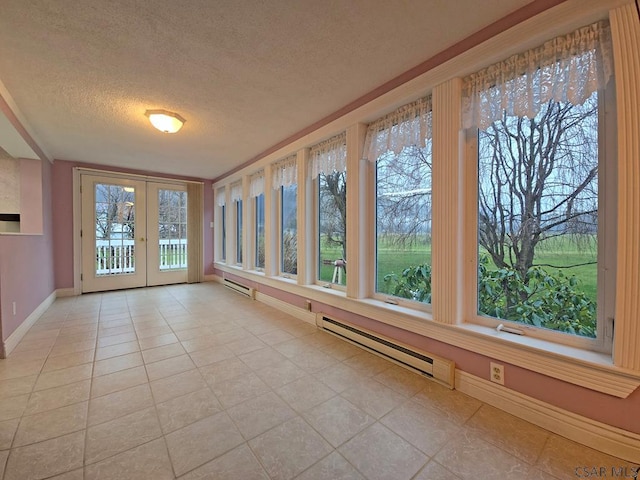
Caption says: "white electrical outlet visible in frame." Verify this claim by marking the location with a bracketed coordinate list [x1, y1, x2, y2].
[12, 301, 16, 316]
[490, 362, 504, 385]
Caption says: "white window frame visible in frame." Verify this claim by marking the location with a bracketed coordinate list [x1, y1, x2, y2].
[234, 198, 243, 266]
[253, 193, 266, 272]
[459, 25, 616, 352]
[316, 171, 348, 291]
[214, 187, 227, 264]
[278, 184, 298, 279]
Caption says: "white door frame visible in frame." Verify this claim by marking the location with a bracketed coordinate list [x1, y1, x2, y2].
[80, 174, 148, 293]
[73, 167, 190, 294]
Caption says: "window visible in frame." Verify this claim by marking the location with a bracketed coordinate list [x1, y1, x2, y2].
[272, 155, 298, 277]
[310, 133, 347, 287]
[230, 182, 243, 266]
[216, 188, 226, 262]
[255, 194, 265, 269]
[463, 20, 615, 348]
[364, 96, 433, 306]
[221, 205, 226, 261]
[249, 170, 266, 270]
[235, 199, 243, 264]
[281, 185, 297, 275]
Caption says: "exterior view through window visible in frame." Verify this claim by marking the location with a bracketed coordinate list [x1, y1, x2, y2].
[318, 171, 346, 285]
[235, 199, 243, 264]
[157, 189, 187, 270]
[220, 204, 226, 262]
[376, 144, 433, 303]
[255, 194, 265, 269]
[281, 185, 297, 275]
[95, 183, 136, 275]
[477, 93, 600, 337]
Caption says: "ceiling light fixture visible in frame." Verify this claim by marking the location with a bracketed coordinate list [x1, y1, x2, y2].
[144, 109, 186, 133]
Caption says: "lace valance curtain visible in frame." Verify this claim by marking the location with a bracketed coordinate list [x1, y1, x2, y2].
[249, 170, 265, 198]
[216, 187, 226, 207]
[462, 20, 613, 130]
[272, 154, 298, 190]
[309, 132, 347, 179]
[230, 182, 243, 202]
[363, 95, 432, 162]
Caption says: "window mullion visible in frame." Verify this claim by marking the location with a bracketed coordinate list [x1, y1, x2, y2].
[610, 3, 640, 370]
[263, 167, 277, 276]
[297, 148, 313, 285]
[346, 123, 369, 299]
[241, 176, 249, 269]
[432, 77, 465, 325]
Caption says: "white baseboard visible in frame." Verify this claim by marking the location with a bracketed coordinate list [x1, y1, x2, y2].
[456, 370, 640, 463]
[255, 292, 317, 326]
[3, 290, 57, 357]
[55, 288, 77, 298]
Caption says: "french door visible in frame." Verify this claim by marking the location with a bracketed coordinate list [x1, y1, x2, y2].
[81, 174, 188, 293]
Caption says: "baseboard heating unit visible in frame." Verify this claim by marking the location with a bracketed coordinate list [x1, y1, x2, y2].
[222, 278, 255, 299]
[317, 314, 455, 389]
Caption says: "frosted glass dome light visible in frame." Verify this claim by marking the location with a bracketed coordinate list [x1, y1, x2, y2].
[145, 109, 186, 133]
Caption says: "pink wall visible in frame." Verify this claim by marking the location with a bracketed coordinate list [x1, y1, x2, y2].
[19, 158, 43, 234]
[0, 158, 55, 343]
[217, 269, 640, 434]
[52, 160, 214, 289]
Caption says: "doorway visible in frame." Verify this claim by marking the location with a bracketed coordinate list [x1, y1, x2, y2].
[80, 174, 188, 292]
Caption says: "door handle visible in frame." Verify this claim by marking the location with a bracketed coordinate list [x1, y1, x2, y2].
[140, 237, 145, 242]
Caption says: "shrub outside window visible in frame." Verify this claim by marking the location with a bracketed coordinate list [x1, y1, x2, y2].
[281, 185, 297, 275]
[364, 96, 433, 306]
[463, 20, 615, 346]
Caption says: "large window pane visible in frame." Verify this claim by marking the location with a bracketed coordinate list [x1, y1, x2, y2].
[281, 185, 297, 275]
[235, 199, 243, 264]
[318, 172, 346, 285]
[255, 194, 265, 269]
[375, 144, 432, 303]
[220, 204, 226, 261]
[477, 95, 599, 338]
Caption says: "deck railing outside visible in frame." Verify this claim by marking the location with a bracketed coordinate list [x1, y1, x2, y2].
[95, 239, 187, 275]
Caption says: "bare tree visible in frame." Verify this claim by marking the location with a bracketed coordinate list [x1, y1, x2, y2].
[157, 189, 187, 240]
[319, 171, 347, 260]
[478, 96, 599, 281]
[376, 145, 432, 247]
[95, 184, 135, 239]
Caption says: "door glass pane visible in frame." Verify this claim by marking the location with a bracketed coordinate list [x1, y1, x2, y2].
[95, 183, 136, 276]
[158, 189, 188, 270]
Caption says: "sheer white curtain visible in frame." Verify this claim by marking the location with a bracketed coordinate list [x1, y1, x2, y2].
[272, 154, 298, 190]
[216, 187, 226, 207]
[230, 182, 243, 202]
[363, 95, 432, 162]
[462, 20, 613, 130]
[309, 132, 346, 179]
[249, 170, 264, 198]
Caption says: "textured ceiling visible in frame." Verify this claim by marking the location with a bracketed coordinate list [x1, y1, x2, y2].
[0, 0, 532, 179]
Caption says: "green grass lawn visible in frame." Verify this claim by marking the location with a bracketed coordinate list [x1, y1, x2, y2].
[320, 235, 597, 302]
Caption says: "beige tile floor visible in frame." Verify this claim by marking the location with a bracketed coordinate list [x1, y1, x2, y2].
[0, 283, 634, 480]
